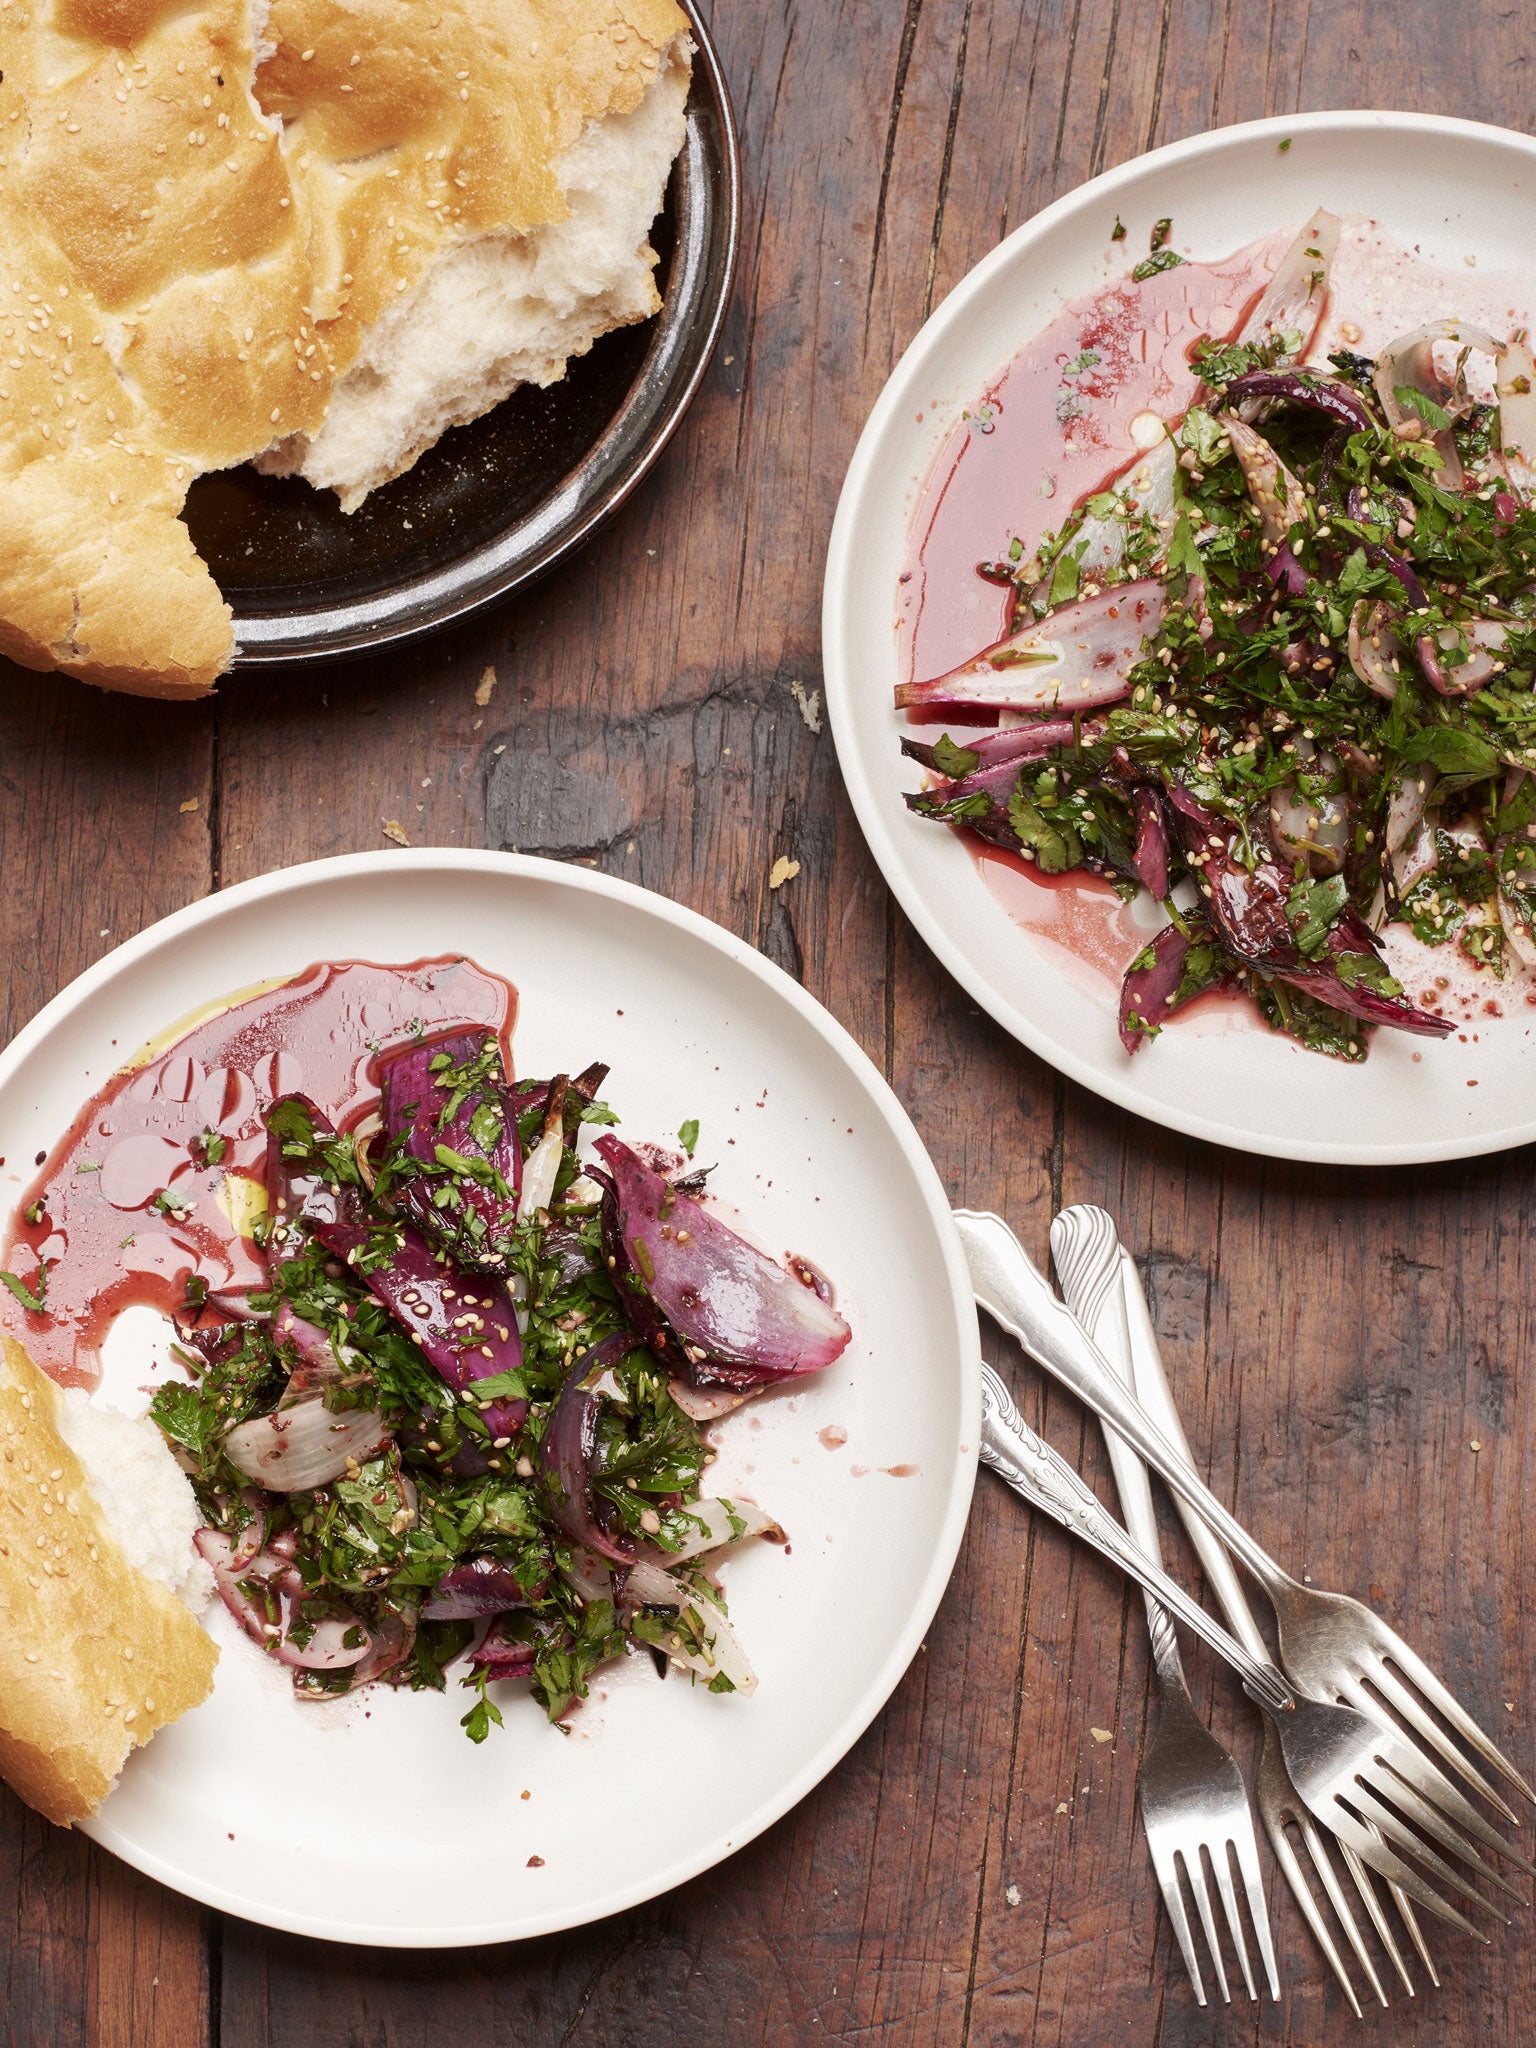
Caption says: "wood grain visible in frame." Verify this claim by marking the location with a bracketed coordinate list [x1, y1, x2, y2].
[5, 1, 1536, 2042]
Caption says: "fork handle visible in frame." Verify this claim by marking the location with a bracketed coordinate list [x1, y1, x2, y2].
[1116, 1244, 1275, 1667]
[1049, 1208, 1185, 1686]
[980, 1365, 1294, 1715]
[957, 1208, 1288, 1600]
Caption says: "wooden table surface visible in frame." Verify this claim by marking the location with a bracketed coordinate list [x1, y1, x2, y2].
[4, 3, 1535, 2042]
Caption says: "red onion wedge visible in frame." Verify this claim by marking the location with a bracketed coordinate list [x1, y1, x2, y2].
[904, 756, 1048, 854]
[469, 1619, 539, 1682]
[1223, 369, 1372, 434]
[222, 1394, 390, 1492]
[195, 1529, 372, 1670]
[1222, 418, 1309, 545]
[1496, 335, 1536, 491]
[424, 1556, 545, 1621]
[1052, 440, 1179, 588]
[1413, 619, 1507, 696]
[1275, 964, 1454, 1040]
[667, 1378, 752, 1423]
[1374, 320, 1501, 489]
[1348, 599, 1408, 699]
[654, 1497, 784, 1562]
[378, 1031, 522, 1272]
[1165, 786, 1295, 965]
[263, 1094, 355, 1256]
[317, 1213, 526, 1441]
[900, 722, 1078, 774]
[1118, 919, 1235, 1056]
[540, 1333, 640, 1567]
[894, 582, 1164, 720]
[621, 1560, 757, 1695]
[1269, 738, 1348, 878]
[1129, 786, 1171, 899]
[515, 1075, 568, 1223]
[593, 1135, 852, 1388]
[1230, 209, 1340, 367]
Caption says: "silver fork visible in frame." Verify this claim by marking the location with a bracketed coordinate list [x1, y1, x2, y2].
[1056, 1206, 1433, 2015]
[1052, 1216, 1279, 2007]
[955, 1206, 1535, 1936]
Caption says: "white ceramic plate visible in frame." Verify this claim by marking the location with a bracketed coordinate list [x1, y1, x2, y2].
[824, 112, 1536, 1164]
[0, 852, 979, 1945]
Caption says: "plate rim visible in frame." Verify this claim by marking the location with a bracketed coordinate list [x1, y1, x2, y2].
[227, 1, 741, 666]
[0, 849, 981, 1945]
[823, 107, 1536, 1168]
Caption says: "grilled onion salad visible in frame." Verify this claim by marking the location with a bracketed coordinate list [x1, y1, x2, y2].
[900, 208, 1536, 1059]
[149, 1034, 851, 1741]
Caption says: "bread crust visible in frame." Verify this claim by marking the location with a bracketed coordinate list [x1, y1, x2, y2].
[0, 0, 689, 699]
[0, 1339, 218, 1826]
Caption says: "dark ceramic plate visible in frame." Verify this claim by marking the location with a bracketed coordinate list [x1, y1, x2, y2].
[186, 8, 737, 666]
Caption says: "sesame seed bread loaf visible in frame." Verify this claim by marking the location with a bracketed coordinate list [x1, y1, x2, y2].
[0, 0, 690, 697]
[0, 1337, 218, 1827]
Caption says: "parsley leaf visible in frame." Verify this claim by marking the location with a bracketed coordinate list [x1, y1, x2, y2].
[1394, 385, 1453, 433]
[931, 733, 981, 779]
[0, 1262, 47, 1312]
[1132, 248, 1184, 282]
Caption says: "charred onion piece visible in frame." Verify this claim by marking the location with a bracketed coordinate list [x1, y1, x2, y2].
[1223, 368, 1373, 432]
[316, 1213, 527, 1441]
[539, 1332, 640, 1568]
[895, 581, 1165, 719]
[1130, 787, 1171, 899]
[592, 1135, 852, 1388]
[378, 1031, 522, 1272]
[423, 1556, 547, 1621]
[222, 1395, 390, 1492]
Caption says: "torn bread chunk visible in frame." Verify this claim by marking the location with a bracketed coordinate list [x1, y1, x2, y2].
[0, 1339, 217, 1827]
[257, 21, 692, 508]
[0, 0, 691, 694]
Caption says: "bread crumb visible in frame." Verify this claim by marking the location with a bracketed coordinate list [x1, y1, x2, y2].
[1090, 1726, 1113, 1744]
[788, 678, 822, 734]
[1055, 1802, 1070, 1814]
[769, 855, 800, 891]
[178, 797, 199, 814]
[1005, 1883, 1021, 1906]
[1470, 1439, 1483, 1452]
[475, 665, 497, 706]
[382, 819, 411, 847]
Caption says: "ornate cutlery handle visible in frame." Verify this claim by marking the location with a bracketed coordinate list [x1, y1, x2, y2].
[980, 1365, 1294, 1715]
[956, 1207, 1288, 1602]
[1050, 1207, 1183, 1684]
[1114, 1240, 1275, 1666]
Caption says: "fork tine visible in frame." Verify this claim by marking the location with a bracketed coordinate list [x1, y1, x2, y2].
[1370, 1728, 1536, 1875]
[1182, 1850, 1232, 2003]
[1321, 1800, 1487, 1939]
[1260, 1732, 1377, 2012]
[1357, 1769, 1529, 1901]
[1338, 1692, 1536, 1872]
[1345, 1780, 1515, 1913]
[1357, 1657, 1523, 1827]
[1292, 1812, 1387, 2010]
[1265, 1812, 1369, 2015]
[1151, 1845, 1207, 2006]
[1231, 1827, 1281, 1999]
[1338, 1839, 1415, 1997]
[1369, 1624, 1536, 1808]
[1211, 1844, 1257, 2001]
[1387, 1877, 1439, 1990]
